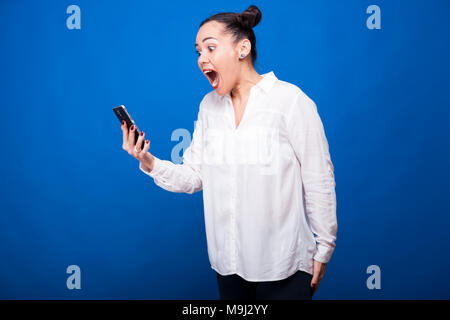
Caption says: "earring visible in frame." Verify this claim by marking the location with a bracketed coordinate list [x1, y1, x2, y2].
[240, 53, 246, 59]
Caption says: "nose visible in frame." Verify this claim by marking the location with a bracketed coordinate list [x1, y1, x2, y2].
[198, 52, 209, 65]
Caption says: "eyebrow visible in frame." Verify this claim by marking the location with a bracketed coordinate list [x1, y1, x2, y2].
[195, 37, 217, 48]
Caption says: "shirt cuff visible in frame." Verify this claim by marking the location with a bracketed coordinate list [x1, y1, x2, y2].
[313, 243, 335, 264]
[139, 156, 163, 178]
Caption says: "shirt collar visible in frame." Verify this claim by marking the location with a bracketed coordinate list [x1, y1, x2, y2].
[223, 70, 277, 100]
[255, 70, 277, 94]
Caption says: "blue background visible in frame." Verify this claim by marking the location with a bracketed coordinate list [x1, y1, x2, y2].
[1, 0, 449, 299]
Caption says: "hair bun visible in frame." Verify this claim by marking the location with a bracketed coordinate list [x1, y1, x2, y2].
[238, 5, 262, 29]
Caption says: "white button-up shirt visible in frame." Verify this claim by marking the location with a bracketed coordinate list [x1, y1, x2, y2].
[139, 71, 337, 281]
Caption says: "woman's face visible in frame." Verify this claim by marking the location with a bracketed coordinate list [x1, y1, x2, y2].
[195, 21, 245, 96]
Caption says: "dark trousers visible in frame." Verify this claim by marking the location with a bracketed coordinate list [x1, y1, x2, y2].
[216, 270, 313, 300]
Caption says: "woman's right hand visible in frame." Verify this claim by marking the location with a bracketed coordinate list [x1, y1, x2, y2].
[121, 121, 155, 171]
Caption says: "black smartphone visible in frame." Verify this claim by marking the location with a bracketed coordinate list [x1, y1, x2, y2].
[113, 105, 142, 146]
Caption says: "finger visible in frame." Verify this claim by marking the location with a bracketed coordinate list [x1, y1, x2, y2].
[128, 124, 136, 150]
[121, 121, 129, 149]
[137, 138, 150, 160]
[310, 273, 319, 289]
[143, 138, 150, 153]
[312, 282, 319, 296]
[135, 130, 145, 153]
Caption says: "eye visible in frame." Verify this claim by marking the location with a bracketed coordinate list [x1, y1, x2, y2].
[195, 46, 215, 57]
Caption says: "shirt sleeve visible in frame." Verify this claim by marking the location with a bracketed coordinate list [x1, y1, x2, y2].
[286, 92, 338, 263]
[138, 105, 204, 194]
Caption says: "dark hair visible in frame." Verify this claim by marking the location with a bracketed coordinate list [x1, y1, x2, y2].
[199, 5, 262, 66]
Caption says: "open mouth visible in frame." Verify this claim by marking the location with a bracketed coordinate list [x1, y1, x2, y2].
[204, 70, 219, 89]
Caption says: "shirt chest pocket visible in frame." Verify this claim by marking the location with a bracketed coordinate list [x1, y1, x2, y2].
[203, 126, 279, 166]
[235, 126, 280, 166]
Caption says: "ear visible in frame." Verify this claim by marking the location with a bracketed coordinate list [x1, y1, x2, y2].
[238, 38, 251, 58]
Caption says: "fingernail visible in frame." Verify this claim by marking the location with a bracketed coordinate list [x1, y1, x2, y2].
[121, 120, 124, 125]
[146, 140, 149, 144]
[131, 125, 134, 130]
[140, 131, 144, 136]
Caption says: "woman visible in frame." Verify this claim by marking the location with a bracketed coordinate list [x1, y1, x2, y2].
[120, 5, 337, 300]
